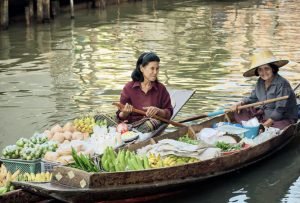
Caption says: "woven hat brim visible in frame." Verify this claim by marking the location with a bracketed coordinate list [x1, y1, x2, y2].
[243, 60, 289, 77]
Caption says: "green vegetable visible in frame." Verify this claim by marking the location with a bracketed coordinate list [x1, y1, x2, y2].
[0, 186, 8, 195]
[71, 147, 100, 172]
[178, 135, 200, 145]
[215, 141, 242, 152]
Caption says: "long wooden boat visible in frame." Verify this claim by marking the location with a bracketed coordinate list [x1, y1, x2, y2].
[13, 112, 300, 202]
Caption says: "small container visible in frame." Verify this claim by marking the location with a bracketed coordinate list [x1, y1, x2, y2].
[41, 159, 62, 172]
[243, 125, 260, 139]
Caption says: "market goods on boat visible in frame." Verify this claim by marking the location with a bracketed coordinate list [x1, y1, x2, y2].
[0, 89, 194, 197]
[0, 165, 20, 195]
[12, 111, 299, 202]
[2, 134, 58, 160]
[17, 172, 52, 182]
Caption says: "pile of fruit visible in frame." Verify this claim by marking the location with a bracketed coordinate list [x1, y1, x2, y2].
[148, 153, 199, 168]
[0, 165, 20, 195]
[73, 117, 96, 134]
[17, 172, 52, 182]
[0, 164, 53, 195]
[99, 147, 200, 171]
[44, 122, 89, 144]
[101, 147, 150, 172]
[2, 134, 58, 160]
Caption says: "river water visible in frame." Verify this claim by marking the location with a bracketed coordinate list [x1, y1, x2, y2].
[1, 0, 300, 202]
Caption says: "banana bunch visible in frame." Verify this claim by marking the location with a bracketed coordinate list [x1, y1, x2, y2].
[148, 153, 200, 168]
[101, 147, 150, 172]
[73, 117, 95, 134]
[0, 165, 20, 194]
[165, 155, 199, 166]
[148, 153, 164, 168]
[17, 172, 52, 182]
[0, 165, 20, 187]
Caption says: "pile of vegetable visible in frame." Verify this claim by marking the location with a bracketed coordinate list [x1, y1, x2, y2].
[215, 141, 242, 151]
[178, 135, 201, 145]
[101, 147, 150, 172]
[69, 148, 100, 172]
[2, 134, 58, 160]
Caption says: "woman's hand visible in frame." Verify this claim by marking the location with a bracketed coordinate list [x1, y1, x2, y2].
[143, 106, 161, 118]
[230, 101, 243, 113]
[263, 118, 273, 128]
[119, 103, 133, 118]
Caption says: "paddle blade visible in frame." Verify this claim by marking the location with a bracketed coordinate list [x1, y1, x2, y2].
[207, 109, 225, 117]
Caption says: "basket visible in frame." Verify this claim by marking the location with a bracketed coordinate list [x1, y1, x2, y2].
[41, 159, 62, 172]
[0, 158, 41, 174]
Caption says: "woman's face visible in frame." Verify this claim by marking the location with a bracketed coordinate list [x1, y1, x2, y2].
[141, 61, 159, 82]
[257, 64, 274, 81]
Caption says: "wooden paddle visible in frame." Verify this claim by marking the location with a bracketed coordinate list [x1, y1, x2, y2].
[112, 102, 197, 138]
[179, 95, 289, 123]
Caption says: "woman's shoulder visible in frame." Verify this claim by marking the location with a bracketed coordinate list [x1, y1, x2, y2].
[277, 74, 289, 82]
[276, 74, 291, 86]
[123, 81, 137, 89]
[154, 81, 168, 90]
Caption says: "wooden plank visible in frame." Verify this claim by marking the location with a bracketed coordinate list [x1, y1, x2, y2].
[43, 0, 51, 22]
[70, 0, 74, 19]
[37, 0, 43, 23]
[0, 0, 9, 30]
[51, 0, 60, 17]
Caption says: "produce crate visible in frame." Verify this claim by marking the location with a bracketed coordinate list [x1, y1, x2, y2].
[0, 158, 41, 174]
[41, 159, 62, 172]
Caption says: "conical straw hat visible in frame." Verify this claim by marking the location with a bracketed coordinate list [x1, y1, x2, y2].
[243, 49, 289, 77]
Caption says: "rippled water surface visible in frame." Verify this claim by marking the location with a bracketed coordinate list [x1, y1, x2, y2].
[1, 0, 300, 202]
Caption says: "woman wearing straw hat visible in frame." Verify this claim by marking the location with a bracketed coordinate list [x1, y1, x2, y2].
[230, 49, 298, 130]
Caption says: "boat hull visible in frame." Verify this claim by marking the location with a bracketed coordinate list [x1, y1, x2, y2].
[13, 114, 300, 202]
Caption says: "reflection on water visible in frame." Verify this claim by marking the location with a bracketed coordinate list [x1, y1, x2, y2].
[229, 188, 250, 203]
[1, 0, 300, 202]
[282, 177, 300, 203]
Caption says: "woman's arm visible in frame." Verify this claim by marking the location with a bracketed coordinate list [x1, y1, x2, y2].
[242, 87, 259, 105]
[269, 83, 291, 121]
[230, 88, 257, 112]
[143, 85, 173, 119]
[116, 85, 132, 120]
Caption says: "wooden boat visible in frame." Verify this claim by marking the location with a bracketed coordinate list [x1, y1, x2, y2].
[0, 189, 46, 203]
[13, 112, 300, 203]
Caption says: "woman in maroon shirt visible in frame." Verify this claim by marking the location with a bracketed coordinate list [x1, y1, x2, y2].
[116, 52, 173, 133]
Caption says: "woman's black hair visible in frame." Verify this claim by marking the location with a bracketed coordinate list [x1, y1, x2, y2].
[131, 52, 160, 82]
[254, 63, 279, 76]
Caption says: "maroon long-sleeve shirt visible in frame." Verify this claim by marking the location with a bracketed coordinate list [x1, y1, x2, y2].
[117, 81, 173, 123]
